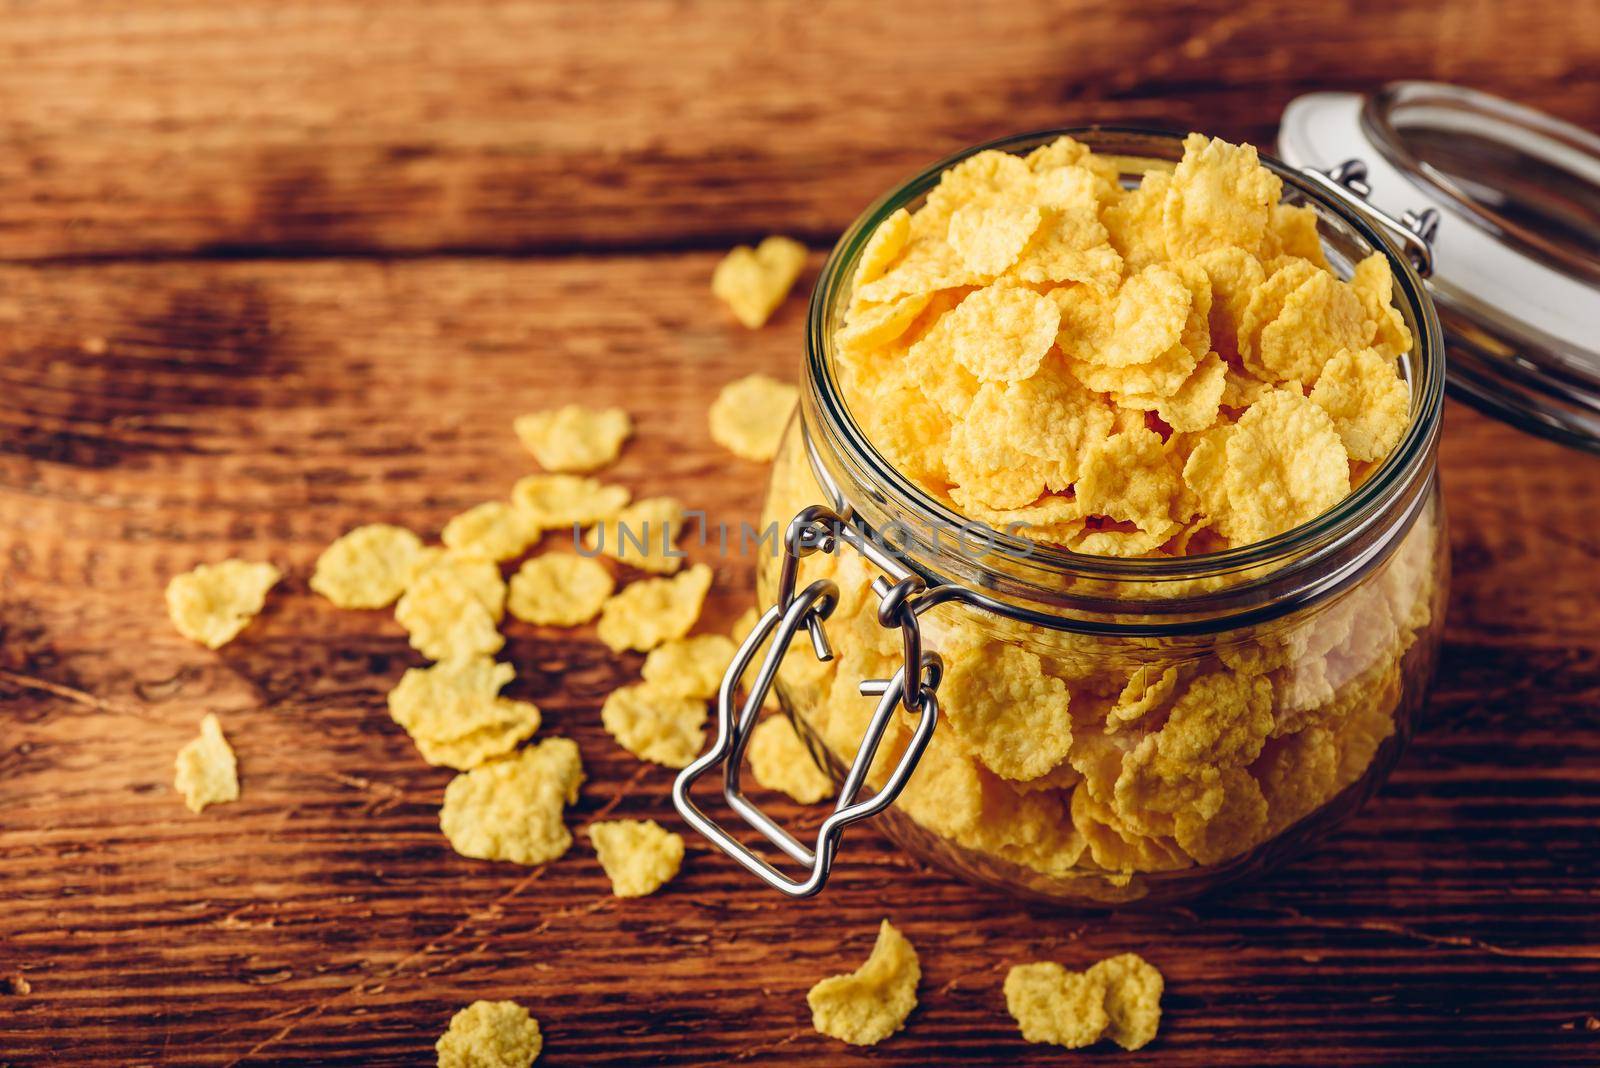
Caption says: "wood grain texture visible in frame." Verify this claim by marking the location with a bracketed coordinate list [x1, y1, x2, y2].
[2, 0, 1599, 260]
[1, 257, 1598, 1066]
[3, 1, 1600, 1064]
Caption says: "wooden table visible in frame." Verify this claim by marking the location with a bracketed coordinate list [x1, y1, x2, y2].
[3, 3, 1598, 1064]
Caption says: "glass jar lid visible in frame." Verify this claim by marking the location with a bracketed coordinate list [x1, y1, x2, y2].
[1280, 81, 1600, 452]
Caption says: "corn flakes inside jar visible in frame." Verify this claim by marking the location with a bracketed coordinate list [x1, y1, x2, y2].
[675, 128, 1448, 905]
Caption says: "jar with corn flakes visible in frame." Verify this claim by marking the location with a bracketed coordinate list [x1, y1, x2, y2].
[676, 126, 1449, 905]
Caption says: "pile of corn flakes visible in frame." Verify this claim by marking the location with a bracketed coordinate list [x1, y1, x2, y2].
[751, 134, 1440, 895]
[1005, 953, 1163, 1051]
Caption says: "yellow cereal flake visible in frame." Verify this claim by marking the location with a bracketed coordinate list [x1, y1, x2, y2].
[174, 713, 239, 814]
[1225, 389, 1350, 542]
[595, 564, 711, 653]
[588, 819, 685, 898]
[1310, 347, 1410, 462]
[436, 1000, 543, 1068]
[310, 524, 425, 609]
[395, 555, 507, 661]
[941, 643, 1073, 782]
[506, 553, 614, 627]
[439, 737, 584, 865]
[1255, 270, 1368, 384]
[514, 405, 632, 473]
[640, 634, 738, 700]
[510, 474, 630, 528]
[1266, 202, 1330, 267]
[441, 501, 542, 562]
[584, 496, 687, 575]
[1076, 428, 1180, 543]
[853, 208, 912, 289]
[387, 657, 541, 770]
[948, 199, 1043, 275]
[1103, 170, 1173, 272]
[708, 374, 800, 462]
[807, 920, 920, 1047]
[166, 560, 280, 649]
[712, 235, 808, 328]
[600, 682, 708, 768]
[913, 284, 1059, 384]
[1087, 954, 1165, 1051]
[1163, 132, 1281, 258]
[1351, 253, 1414, 358]
[748, 715, 834, 804]
[1188, 246, 1266, 360]
[1004, 962, 1109, 1049]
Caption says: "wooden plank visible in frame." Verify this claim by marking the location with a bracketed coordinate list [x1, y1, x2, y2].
[1, 0, 1598, 260]
[1, 256, 1598, 1065]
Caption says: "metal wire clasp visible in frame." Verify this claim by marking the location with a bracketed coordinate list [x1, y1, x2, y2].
[1301, 158, 1439, 277]
[671, 505, 943, 897]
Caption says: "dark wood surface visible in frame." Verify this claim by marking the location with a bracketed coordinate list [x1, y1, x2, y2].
[2, 4, 1599, 1065]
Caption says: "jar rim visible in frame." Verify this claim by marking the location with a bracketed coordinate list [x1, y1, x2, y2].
[803, 125, 1446, 595]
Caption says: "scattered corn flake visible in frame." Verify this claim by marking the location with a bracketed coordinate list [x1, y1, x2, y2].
[708, 374, 800, 462]
[514, 405, 632, 474]
[166, 560, 280, 649]
[1163, 132, 1281, 258]
[748, 715, 834, 804]
[948, 199, 1043, 276]
[600, 682, 708, 768]
[854, 208, 912, 289]
[1225, 389, 1350, 542]
[941, 643, 1073, 782]
[506, 553, 614, 627]
[441, 501, 542, 562]
[584, 496, 687, 575]
[588, 819, 684, 898]
[310, 524, 424, 609]
[387, 657, 541, 770]
[1310, 347, 1410, 462]
[712, 235, 808, 328]
[395, 555, 507, 662]
[1086, 953, 1165, 1051]
[510, 474, 630, 528]
[807, 920, 920, 1047]
[439, 737, 584, 865]
[595, 564, 711, 653]
[435, 1000, 542, 1068]
[916, 283, 1059, 384]
[174, 713, 239, 814]
[1004, 962, 1110, 1049]
[640, 634, 738, 700]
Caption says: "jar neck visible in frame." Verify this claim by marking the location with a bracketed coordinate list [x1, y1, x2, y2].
[797, 127, 1446, 637]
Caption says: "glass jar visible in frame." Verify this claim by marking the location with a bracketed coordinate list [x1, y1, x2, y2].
[677, 128, 1448, 906]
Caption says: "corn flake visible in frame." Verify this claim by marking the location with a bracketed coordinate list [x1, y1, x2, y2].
[584, 496, 687, 574]
[600, 682, 708, 768]
[1076, 428, 1180, 542]
[916, 283, 1059, 384]
[595, 564, 711, 653]
[1004, 962, 1109, 1049]
[507, 553, 614, 627]
[1256, 270, 1369, 384]
[514, 404, 632, 473]
[748, 715, 834, 803]
[948, 199, 1043, 276]
[854, 208, 912, 289]
[387, 657, 541, 770]
[588, 818, 684, 898]
[712, 235, 808, 328]
[174, 713, 239, 814]
[1310, 347, 1410, 462]
[310, 524, 424, 609]
[941, 643, 1073, 782]
[1163, 132, 1281, 257]
[435, 1000, 543, 1068]
[640, 634, 737, 700]
[1086, 953, 1164, 1051]
[510, 474, 630, 528]
[807, 920, 920, 1047]
[439, 737, 584, 865]
[1225, 389, 1350, 542]
[1351, 253, 1414, 358]
[709, 374, 799, 462]
[395, 555, 507, 661]
[441, 501, 542, 562]
[166, 560, 280, 649]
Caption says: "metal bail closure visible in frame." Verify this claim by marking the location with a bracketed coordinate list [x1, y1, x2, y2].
[671, 505, 943, 898]
[1299, 158, 1439, 277]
